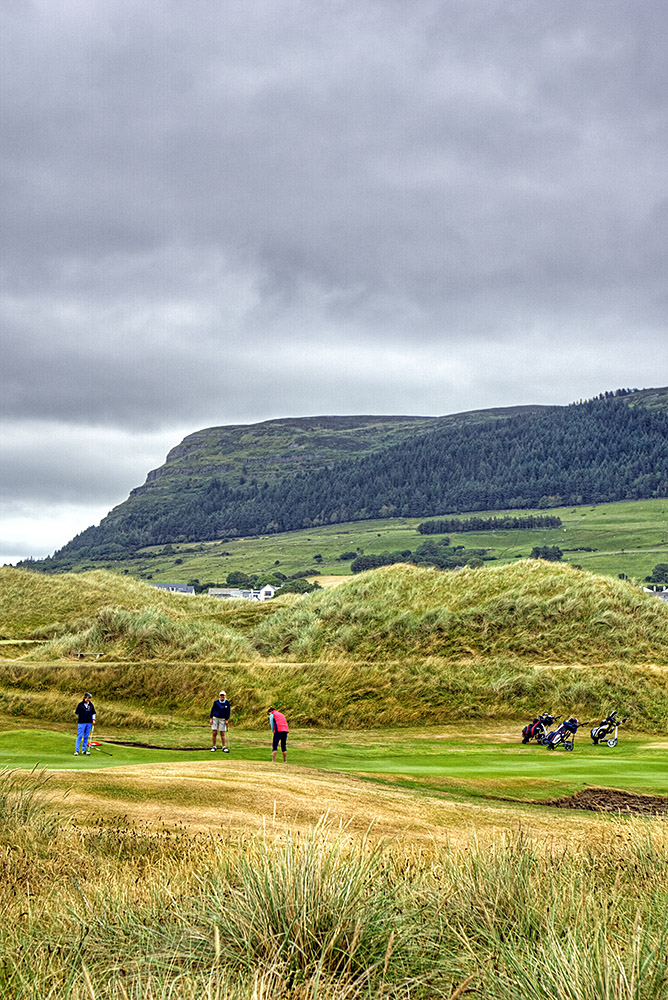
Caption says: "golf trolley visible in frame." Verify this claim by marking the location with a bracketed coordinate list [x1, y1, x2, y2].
[590, 711, 629, 748]
[522, 713, 561, 745]
[545, 717, 580, 751]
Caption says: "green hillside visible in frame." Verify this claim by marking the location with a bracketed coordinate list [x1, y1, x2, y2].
[33, 495, 668, 587]
[26, 386, 668, 570]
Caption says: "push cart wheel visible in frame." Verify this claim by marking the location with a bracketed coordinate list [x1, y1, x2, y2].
[606, 738, 618, 748]
[565, 743, 574, 751]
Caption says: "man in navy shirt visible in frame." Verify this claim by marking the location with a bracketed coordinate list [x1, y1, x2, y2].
[210, 690, 231, 752]
[74, 692, 96, 756]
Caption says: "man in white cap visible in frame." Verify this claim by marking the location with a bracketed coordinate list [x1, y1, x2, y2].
[209, 690, 231, 752]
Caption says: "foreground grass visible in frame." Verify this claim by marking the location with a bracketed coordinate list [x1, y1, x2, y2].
[5, 766, 668, 999]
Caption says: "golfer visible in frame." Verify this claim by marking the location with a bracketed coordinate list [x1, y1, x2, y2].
[210, 690, 231, 752]
[268, 707, 289, 762]
[74, 692, 96, 756]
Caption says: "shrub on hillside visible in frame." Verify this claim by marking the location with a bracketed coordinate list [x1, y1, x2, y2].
[529, 545, 563, 561]
[647, 563, 668, 584]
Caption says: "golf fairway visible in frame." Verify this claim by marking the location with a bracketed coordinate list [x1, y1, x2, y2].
[2, 728, 668, 804]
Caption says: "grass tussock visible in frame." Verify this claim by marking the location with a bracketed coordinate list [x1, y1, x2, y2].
[26, 605, 257, 662]
[5, 785, 668, 999]
[0, 766, 58, 840]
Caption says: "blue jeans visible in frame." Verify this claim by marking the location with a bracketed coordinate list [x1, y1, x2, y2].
[75, 722, 92, 753]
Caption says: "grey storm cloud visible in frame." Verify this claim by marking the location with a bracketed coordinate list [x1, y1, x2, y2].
[2, 0, 668, 559]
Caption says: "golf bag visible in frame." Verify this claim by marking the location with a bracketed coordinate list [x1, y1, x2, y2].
[590, 711, 629, 748]
[545, 717, 580, 751]
[522, 713, 560, 745]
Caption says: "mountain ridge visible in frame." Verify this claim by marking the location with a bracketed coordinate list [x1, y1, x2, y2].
[24, 387, 668, 569]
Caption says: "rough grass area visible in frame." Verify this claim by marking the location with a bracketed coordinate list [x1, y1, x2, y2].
[27, 605, 257, 662]
[0, 565, 273, 642]
[252, 560, 668, 662]
[4, 764, 668, 1000]
[4, 561, 668, 730]
[5, 561, 668, 667]
[4, 654, 668, 730]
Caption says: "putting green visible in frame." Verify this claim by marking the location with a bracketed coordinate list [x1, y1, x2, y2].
[1, 728, 667, 803]
[302, 738, 668, 801]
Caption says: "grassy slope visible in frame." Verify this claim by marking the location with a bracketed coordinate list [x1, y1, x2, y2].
[6, 559, 668, 664]
[3, 561, 668, 732]
[252, 560, 668, 662]
[61, 496, 668, 584]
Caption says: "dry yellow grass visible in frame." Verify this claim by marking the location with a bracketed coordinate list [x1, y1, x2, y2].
[44, 758, 615, 847]
[306, 575, 348, 587]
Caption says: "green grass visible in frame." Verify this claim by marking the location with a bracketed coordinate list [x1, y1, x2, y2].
[0, 729, 223, 770]
[2, 728, 667, 804]
[58, 496, 668, 584]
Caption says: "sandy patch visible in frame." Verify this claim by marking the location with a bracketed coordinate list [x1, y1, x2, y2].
[541, 787, 668, 815]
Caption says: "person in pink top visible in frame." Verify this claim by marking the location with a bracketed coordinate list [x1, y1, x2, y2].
[268, 707, 289, 762]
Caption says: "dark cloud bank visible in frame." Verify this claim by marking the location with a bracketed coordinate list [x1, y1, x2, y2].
[1, 0, 667, 561]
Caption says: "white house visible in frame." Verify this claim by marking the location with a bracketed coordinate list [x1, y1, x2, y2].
[208, 584, 276, 602]
[643, 586, 668, 602]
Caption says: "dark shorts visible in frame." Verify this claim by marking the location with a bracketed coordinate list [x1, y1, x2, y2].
[272, 731, 288, 752]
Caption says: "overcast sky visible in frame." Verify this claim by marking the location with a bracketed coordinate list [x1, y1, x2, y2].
[2, 0, 668, 564]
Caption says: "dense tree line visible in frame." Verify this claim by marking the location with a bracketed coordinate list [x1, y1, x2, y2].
[529, 545, 563, 561]
[350, 538, 490, 573]
[417, 515, 562, 533]
[30, 397, 668, 568]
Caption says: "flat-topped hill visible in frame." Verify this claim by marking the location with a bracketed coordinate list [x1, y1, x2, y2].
[29, 386, 668, 571]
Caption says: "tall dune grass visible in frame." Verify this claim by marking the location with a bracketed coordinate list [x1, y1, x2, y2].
[6, 561, 668, 667]
[0, 566, 270, 640]
[3, 654, 668, 730]
[5, 562, 668, 728]
[25, 605, 257, 662]
[252, 561, 668, 663]
[4, 792, 668, 999]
